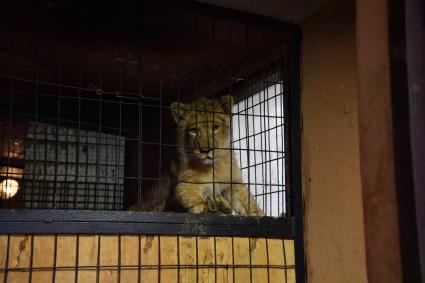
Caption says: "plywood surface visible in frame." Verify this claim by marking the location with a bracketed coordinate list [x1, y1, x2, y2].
[356, 0, 403, 281]
[301, 1, 368, 282]
[0, 234, 295, 283]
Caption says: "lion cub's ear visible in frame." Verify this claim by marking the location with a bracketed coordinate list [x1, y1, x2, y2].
[218, 95, 234, 113]
[170, 102, 187, 124]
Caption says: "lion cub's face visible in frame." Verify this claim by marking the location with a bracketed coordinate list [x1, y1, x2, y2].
[171, 96, 233, 164]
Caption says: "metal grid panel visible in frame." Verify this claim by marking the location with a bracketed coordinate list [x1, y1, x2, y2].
[0, 1, 292, 217]
[232, 73, 288, 217]
[22, 122, 125, 210]
[0, 234, 296, 283]
[0, 0, 304, 282]
[0, 0, 303, 253]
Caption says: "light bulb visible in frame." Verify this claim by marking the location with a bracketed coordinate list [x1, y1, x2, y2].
[0, 179, 20, 199]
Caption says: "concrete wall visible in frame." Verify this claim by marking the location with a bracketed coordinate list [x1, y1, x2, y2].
[301, 2, 368, 282]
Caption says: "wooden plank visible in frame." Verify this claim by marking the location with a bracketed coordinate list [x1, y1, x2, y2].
[120, 235, 139, 282]
[284, 240, 295, 264]
[215, 237, 233, 283]
[233, 237, 250, 283]
[55, 235, 77, 283]
[179, 236, 197, 283]
[55, 270, 75, 283]
[0, 234, 292, 283]
[267, 239, 285, 283]
[284, 240, 296, 283]
[197, 236, 215, 283]
[77, 235, 98, 283]
[251, 238, 268, 283]
[32, 235, 54, 282]
[99, 235, 119, 283]
[302, 3, 367, 282]
[0, 235, 7, 282]
[357, 0, 403, 281]
[7, 235, 31, 283]
[140, 235, 159, 282]
[160, 236, 178, 282]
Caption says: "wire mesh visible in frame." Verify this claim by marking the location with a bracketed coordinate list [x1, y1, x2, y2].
[0, 234, 296, 282]
[0, 1, 292, 217]
[232, 74, 288, 217]
[0, 2, 304, 282]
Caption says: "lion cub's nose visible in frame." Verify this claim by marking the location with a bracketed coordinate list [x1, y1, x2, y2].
[200, 148, 212, 154]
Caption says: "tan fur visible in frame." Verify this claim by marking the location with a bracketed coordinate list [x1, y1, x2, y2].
[127, 174, 173, 212]
[170, 96, 264, 216]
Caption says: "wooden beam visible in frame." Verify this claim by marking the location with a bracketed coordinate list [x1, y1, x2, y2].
[356, 0, 403, 282]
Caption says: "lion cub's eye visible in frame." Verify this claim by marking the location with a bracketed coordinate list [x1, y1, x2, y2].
[189, 127, 199, 135]
[212, 124, 220, 132]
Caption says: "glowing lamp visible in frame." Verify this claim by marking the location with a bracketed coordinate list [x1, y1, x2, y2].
[0, 179, 20, 199]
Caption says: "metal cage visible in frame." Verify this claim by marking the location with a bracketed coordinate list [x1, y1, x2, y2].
[0, 0, 304, 282]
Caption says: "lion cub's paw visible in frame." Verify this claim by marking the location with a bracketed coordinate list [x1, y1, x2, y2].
[204, 196, 218, 213]
[215, 195, 232, 214]
[203, 196, 232, 214]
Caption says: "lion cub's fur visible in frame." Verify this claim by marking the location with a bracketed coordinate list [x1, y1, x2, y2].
[170, 96, 264, 216]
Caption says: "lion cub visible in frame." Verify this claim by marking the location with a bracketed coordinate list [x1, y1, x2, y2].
[170, 95, 264, 217]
